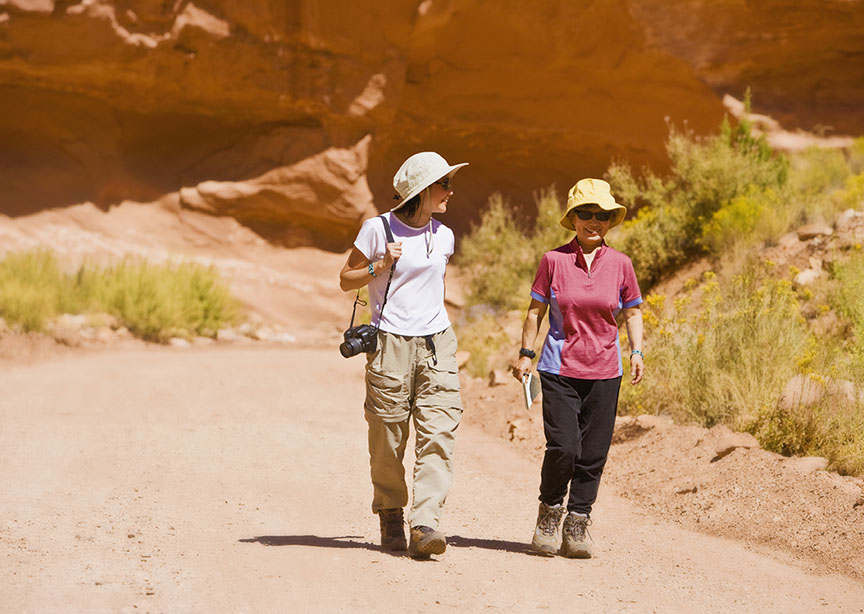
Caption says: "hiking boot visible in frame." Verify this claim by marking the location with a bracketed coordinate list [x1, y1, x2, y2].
[408, 525, 447, 559]
[378, 508, 407, 551]
[560, 512, 593, 558]
[531, 502, 566, 556]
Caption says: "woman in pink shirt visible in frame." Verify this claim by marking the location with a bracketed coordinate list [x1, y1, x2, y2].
[511, 178, 645, 558]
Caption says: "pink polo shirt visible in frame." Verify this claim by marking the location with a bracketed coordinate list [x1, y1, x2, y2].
[530, 238, 642, 380]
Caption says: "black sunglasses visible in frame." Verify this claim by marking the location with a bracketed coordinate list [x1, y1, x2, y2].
[434, 177, 452, 191]
[573, 209, 612, 222]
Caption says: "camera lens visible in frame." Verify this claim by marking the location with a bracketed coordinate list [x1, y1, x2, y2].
[339, 337, 364, 358]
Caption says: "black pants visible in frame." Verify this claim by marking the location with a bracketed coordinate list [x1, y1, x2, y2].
[538, 372, 621, 516]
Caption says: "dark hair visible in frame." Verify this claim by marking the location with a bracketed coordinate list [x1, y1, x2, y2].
[399, 192, 423, 219]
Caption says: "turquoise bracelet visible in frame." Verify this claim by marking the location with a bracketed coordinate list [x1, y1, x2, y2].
[368, 263, 377, 277]
[630, 349, 644, 358]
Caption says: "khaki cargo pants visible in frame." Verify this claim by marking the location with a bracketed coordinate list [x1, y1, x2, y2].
[364, 326, 462, 530]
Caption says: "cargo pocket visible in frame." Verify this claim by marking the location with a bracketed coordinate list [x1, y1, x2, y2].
[419, 362, 462, 411]
[365, 368, 410, 422]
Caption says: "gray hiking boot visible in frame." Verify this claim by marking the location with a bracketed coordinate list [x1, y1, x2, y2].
[531, 502, 566, 556]
[378, 508, 407, 551]
[408, 525, 446, 559]
[560, 512, 593, 558]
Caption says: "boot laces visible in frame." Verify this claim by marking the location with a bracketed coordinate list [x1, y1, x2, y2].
[564, 514, 592, 541]
[539, 506, 565, 536]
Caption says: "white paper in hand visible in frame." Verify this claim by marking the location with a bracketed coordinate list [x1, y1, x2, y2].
[522, 371, 541, 410]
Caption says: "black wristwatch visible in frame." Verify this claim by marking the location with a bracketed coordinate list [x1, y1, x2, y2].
[519, 347, 536, 360]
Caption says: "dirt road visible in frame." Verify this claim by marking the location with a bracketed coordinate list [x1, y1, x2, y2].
[2, 346, 863, 613]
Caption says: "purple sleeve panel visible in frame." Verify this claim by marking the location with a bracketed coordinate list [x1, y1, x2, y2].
[531, 290, 549, 304]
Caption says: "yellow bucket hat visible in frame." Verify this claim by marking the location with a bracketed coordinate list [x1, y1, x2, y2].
[559, 178, 627, 230]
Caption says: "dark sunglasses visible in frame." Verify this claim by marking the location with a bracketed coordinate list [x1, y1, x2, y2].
[572, 208, 612, 222]
[434, 177, 452, 191]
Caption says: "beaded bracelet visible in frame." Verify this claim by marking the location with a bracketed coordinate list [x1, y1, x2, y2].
[630, 349, 644, 358]
[368, 263, 377, 277]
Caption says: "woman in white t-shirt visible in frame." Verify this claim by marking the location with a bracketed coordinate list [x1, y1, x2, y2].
[339, 151, 468, 560]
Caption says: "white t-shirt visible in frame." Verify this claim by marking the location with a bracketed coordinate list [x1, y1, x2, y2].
[354, 212, 454, 336]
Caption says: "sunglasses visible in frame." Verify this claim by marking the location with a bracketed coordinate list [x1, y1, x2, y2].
[434, 177, 452, 191]
[572, 209, 613, 222]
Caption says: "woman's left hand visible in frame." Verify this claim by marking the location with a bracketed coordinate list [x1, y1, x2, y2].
[630, 354, 644, 385]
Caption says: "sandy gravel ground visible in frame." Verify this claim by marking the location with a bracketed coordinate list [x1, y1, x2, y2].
[2, 346, 863, 613]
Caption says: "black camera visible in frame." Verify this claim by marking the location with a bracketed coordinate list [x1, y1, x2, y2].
[339, 324, 378, 358]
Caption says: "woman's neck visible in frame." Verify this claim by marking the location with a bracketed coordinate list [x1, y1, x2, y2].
[395, 210, 431, 228]
[578, 240, 602, 254]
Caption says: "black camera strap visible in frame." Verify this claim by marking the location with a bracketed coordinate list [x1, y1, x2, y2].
[348, 215, 396, 330]
[374, 215, 396, 328]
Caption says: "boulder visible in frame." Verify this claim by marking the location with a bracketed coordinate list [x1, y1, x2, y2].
[779, 374, 857, 410]
[797, 224, 833, 241]
[488, 369, 510, 387]
[791, 456, 830, 474]
[793, 268, 822, 286]
[697, 424, 759, 461]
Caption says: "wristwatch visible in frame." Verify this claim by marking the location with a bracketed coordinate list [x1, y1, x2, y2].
[519, 347, 536, 359]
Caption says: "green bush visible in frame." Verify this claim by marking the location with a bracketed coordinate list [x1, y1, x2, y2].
[78, 260, 238, 342]
[452, 308, 515, 377]
[619, 262, 810, 427]
[0, 251, 78, 331]
[849, 137, 864, 174]
[608, 102, 789, 289]
[0, 251, 239, 341]
[457, 188, 570, 311]
[789, 146, 851, 196]
[830, 251, 864, 368]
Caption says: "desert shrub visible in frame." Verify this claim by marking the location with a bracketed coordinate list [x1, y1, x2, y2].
[749, 394, 864, 476]
[608, 100, 789, 289]
[452, 307, 515, 377]
[700, 187, 781, 254]
[457, 194, 534, 311]
[619, 262, 809, 427]
[0, 251, 238, 341]
[831, 172, 864, 212]
[457, 188, 570, 311]
[789, 146, 852, 196]
[77, 259, 238, 342]
[0, 251, 80, 331]
[829, 252, 864, 368]
[849, 137, 864, 174]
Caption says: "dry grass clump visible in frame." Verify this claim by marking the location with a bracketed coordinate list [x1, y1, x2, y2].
[0, 251, 239, 342]
[621, 259, 864, 476]
[619, 263, 808, 427]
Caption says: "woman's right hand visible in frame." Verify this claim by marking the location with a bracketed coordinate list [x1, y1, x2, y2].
[511, 355, 532, 382]
[381, 242, 403, 269]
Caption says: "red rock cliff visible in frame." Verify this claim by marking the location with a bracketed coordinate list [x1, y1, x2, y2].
[1, 0, 862, 249]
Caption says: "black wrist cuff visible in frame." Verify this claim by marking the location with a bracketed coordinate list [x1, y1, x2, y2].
[519, 347, 536, 359]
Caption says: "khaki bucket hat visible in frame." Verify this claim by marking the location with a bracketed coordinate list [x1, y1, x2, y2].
[391, 152, 468, 211]
[560, 178, 627, 230]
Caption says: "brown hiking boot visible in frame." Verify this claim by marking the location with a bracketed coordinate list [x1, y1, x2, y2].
[408, 525, 446, 559]
[531, 502, 566, 556]
[378, 508, 407, 551]
[560, 512, 593, 558]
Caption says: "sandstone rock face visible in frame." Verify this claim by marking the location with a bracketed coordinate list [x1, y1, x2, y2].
[1, 1, 863, 249]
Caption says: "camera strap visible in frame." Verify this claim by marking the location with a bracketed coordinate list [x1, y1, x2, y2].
[373, 215, 396, 328]
[348, 215, 396, 330]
